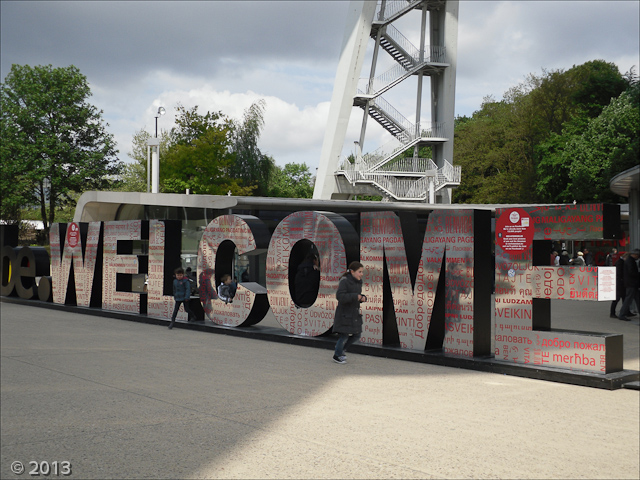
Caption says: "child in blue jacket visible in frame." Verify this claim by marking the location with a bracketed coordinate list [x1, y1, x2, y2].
[169, 267, 197, 329]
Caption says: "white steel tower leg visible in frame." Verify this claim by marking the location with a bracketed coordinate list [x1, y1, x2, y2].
[313, 1, 376, 200]
[431, 1, 458, 169]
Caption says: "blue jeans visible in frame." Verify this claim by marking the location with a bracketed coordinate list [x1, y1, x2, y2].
[334, 333, 361, 357]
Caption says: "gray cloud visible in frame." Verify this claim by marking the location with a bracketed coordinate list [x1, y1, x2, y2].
[1, 0, 638, 169]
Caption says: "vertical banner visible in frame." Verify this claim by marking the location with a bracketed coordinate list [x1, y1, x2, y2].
[266, 211, 357, 336]
[50, 222, 102, 306]
[495, 205, 623, 374]
[197, 215, 270, 326]
[102, 221, 144, 314]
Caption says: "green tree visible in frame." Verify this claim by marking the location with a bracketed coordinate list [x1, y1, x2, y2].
[230, 100, 275, 196]
[1, 64, 121, 233]
[116, 129, 170, 192]
[268, 163, 314, 198]
[453, 59, 632, 204]
[161, 105, 251, 195]
[565, 83, 639, 203]
[453, 98, 535, 203]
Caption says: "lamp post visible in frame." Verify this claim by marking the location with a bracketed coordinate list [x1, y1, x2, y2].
[147, 107, 165, 193]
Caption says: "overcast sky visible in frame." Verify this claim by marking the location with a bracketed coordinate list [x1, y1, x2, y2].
[1, 1, 638, 170]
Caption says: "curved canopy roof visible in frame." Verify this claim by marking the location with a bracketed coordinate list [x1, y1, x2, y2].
[610, 165, 640, 198]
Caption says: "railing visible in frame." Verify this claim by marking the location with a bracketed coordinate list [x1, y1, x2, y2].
[337, 157, 451, 201]
[337, 156, 461, 200]
[369, 95, 415, 136]
[374, 0, 423, 23]
[362, 122, 447, 170]
[441, 159, 461, 183]
[359, 45, 447, 96]
[384, 24, 421, 62]
[374, 157, 437, 173]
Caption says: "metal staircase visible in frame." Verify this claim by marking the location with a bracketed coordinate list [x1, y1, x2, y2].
[334, 0, 460, 203]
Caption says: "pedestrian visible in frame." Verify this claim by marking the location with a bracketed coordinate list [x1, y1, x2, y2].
[618, 249, 640, 321]
[294, 253, 321, 308]
[332, 261, 366, 364]
[605, 248, 618, 267]
[559, 251, 570, 266]
[169, 267, 197, 329]
[218, 273, 235, 303]
[572, 251, 586, 266]
[610, 253, 627, 318]
[583, 248, 593, 266]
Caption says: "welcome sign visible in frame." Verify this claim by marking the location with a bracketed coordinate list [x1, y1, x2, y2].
[1, 203, 624, 377]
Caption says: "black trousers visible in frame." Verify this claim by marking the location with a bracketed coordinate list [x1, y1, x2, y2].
[169, 299, 195, 326]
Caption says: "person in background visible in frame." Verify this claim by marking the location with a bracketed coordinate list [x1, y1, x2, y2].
[605, 248, 618, 266]
[218, 274, 235, 304]
[572, 251, 585, 266]
[169, 267, 197, 329]
[559, 251, 570, 266]
[332, 261, 366, 364]
[294, 253, 321, 308]
[185, 267, 197, 294]
[618, 249, 640, 321]
[198, 268, 217, 318]
[241, 269, 250, 283]
[610, 253, 628, 319]
[583, 248, 593, 266]
[551, 251, 559, 266]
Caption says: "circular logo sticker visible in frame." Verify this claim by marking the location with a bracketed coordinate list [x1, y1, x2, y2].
[66, 223, 79, 249]
[496, 208, 534, 254]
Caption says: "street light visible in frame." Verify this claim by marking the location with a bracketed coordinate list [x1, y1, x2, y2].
[155, 106, 165, 137]
[148, 106, 165, 193]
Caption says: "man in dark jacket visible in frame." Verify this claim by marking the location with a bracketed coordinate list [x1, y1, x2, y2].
[610, 254, 627, 318]
[618, 249, 640, 321]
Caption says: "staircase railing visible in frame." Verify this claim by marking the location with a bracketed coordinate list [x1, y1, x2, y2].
[374, 157, 437, 173]
[369, 95, 416, 136]
[359, 45, 447, 96]
[383, 24, 421, 63]
[374, 0, 423, 24]
[362, 122, 446, 170]
[338, 157, 456, 201]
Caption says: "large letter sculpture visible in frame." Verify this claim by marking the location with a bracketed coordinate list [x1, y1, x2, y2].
[266, 211, 358, 336]
[495, 205, 622, 373]
[197, 215, 270, 326]
[360, 209, 491, 355]
[50, 222, 102, 306]
[147, 220, 184, 320]
[102, 220, 146, 314]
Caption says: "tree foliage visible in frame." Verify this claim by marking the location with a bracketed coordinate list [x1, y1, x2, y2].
[230, 100, 275, 196]
[1, 64, 121, 232]
[453, 59, 635, 204]
[161, 105, 252, 195]
[268, 163, 314, 198]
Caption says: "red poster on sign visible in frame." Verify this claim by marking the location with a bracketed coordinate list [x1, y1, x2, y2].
[67, 223, 79, 249]
[496, 208, 533, 253]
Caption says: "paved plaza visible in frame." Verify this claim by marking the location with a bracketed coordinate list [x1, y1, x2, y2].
[1, 299, 639, 479]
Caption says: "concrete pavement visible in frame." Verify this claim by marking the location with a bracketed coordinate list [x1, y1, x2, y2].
[1, 299, 639, 479]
